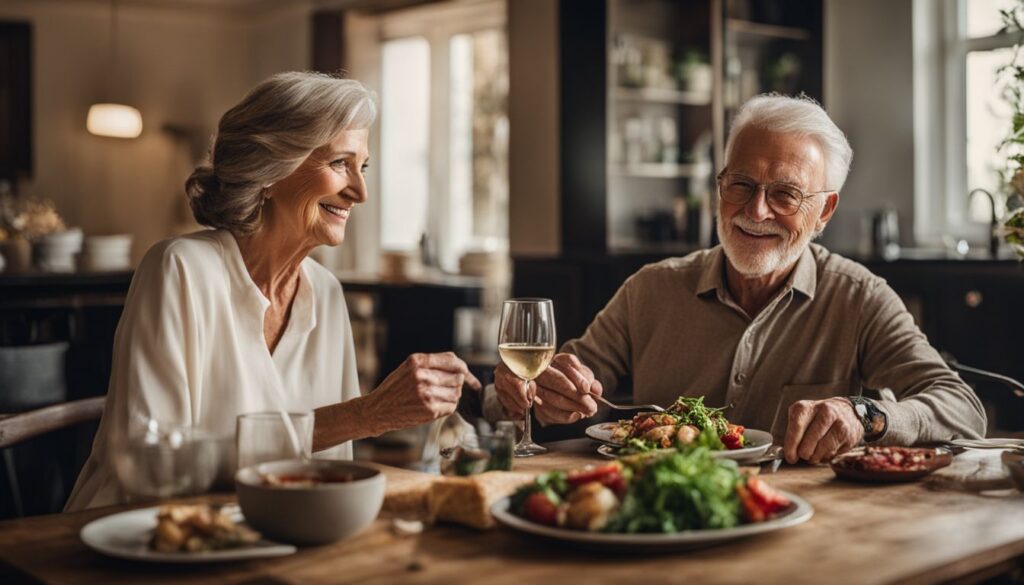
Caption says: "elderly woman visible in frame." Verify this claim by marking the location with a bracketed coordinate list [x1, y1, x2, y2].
[66, 72, 479, 510]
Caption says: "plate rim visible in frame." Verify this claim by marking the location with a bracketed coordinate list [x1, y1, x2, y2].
[80, 506, 297, 563]
[491, 488, 813, 547]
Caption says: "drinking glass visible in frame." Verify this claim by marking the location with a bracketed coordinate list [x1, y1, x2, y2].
[498, 298, 556, 457]
[236, 411, 314, 470]
[110, 416, 223, 500]
[440, 422, 516, 476]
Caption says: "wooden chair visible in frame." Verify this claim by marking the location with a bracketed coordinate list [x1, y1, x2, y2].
[0, 397, 105, 516]
[943, 353, 1024, 437]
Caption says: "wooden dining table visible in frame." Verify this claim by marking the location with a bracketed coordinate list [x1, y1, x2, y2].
[0, 439, 1022, 585]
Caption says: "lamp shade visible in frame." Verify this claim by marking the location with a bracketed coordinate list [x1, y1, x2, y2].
[86, 103, 143, 138]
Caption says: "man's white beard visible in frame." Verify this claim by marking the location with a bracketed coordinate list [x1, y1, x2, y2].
[718, 213, 811, 277]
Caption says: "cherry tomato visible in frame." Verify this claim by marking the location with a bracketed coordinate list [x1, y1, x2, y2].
[524, 491, 559, 526]
[567, 463, 627, 497]
[746, 477, 790, 515]
[737, 484, 766, 523]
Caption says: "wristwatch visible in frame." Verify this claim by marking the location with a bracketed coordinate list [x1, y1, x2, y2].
[847, 396, 887, 442]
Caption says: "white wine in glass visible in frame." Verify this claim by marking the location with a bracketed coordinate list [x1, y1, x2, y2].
[498, 298, 556, 457]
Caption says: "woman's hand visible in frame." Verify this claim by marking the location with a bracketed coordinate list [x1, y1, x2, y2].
[367, 352, 482, 432]
[493, 353, 602, 424]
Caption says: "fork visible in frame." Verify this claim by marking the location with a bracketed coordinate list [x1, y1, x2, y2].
[758, 446, 785, 474]
[589, 393, 666, 413]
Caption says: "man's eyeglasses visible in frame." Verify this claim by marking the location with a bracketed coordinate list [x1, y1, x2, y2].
[716, 171, 833, 216]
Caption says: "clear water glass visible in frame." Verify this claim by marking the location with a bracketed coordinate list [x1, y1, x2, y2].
[235, 411, 313, 470]
[111, 417, 223, 499]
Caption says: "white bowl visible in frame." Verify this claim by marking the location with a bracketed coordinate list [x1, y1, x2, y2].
[79, 252, 131, 272]
[41, 228, 83, 247]
[84, 234, 133, 255]
[235, 459, 385, 545]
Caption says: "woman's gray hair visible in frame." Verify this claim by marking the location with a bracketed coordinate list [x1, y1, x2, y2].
[725, 94, 853, 192]
[186, 71, 377, 234]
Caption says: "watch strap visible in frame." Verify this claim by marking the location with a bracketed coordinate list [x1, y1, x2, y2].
[847, 396, 887, 441]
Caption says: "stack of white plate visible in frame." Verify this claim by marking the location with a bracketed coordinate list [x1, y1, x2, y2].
[79, 234, 133, 272]
[33, 228, 83, 272]
[458, 250, 509, 285]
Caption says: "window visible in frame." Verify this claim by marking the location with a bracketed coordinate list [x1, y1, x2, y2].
[376, 1, 508, 272]
[962, 0, 1018, 222]
[916, 0, 1021, 244]
[380, 37, 431, 251]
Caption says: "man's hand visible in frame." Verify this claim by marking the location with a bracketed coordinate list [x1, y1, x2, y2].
[784, 397, 863, 464]
[493, 353, 603, 424]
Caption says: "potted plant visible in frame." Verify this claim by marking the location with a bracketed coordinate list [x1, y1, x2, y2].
[675, 48, 712, 95]
[0, 188, 32, 272]
[0, 191, 74, 272]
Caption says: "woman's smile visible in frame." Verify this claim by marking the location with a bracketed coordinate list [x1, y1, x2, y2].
[319, 202, 350, 222]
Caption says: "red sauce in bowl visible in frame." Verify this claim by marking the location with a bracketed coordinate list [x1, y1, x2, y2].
[262, 472, 355, 487]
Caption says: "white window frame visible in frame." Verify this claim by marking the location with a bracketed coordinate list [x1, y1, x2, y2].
[914, 0, 1023, 246]
[378, 0, 506, 272]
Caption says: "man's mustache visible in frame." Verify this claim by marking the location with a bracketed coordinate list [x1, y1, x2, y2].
[730, 216, 789, 237]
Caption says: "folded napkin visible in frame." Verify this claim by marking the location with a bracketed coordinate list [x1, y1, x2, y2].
[929, 448, 1016, 492]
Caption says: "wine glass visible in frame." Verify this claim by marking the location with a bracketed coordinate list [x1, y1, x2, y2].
[498, 298, 556, 457]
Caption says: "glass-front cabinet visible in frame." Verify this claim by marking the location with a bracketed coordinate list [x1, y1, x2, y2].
[604, 0, 822, 252]
[718, 0, 823, 160]
[607, 0, 714, 252]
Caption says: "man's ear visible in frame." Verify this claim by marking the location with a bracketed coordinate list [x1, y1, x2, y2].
[816, 192, 839, 232]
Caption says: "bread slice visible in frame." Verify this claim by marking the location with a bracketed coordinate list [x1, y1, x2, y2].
[381, 473, 435, 520]
[383, 470, 534, 529]
[427, 471, 535, 530]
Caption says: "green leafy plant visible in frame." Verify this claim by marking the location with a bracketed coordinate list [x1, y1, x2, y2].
[998, 3, 1024, 257]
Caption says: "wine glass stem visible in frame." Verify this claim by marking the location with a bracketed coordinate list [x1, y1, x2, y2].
[521, 402, 534, 446]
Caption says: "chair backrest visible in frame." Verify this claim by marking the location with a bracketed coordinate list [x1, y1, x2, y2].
[0, 397, 105, 449]
[0, 342, 69, 412]
[943, 353, 1024, 436]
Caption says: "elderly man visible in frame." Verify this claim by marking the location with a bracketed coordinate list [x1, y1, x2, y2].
[490, 94, 986, 464]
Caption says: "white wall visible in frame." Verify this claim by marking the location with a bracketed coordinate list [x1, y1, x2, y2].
[821, 0, 916, 254]
[0, 0, 312, 264]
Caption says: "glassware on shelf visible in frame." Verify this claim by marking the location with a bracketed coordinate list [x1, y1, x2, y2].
[657, 117, 679, 164]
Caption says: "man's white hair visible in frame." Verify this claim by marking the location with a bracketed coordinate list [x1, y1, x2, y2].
[724, 94, 853, 192]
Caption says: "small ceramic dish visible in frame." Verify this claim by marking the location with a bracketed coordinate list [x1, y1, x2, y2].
[1002, 450, 1024, 491]
[830, 446, 953, 483]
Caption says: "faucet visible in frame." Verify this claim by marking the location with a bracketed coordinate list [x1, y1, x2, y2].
[968, 188, 1000, 258]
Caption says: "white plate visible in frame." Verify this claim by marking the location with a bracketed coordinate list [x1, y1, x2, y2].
[587, 423, 773, 461]
[584, 422, 626, 445]
[80, 506, 297, 563]
[491, 488, 813, 551]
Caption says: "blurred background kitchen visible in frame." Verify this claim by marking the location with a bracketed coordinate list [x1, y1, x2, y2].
[1, 0, 1022, 518]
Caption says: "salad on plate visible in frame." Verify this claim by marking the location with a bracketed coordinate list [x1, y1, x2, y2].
[509, 435, 791, 534]
[609, 396, 747, 455]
